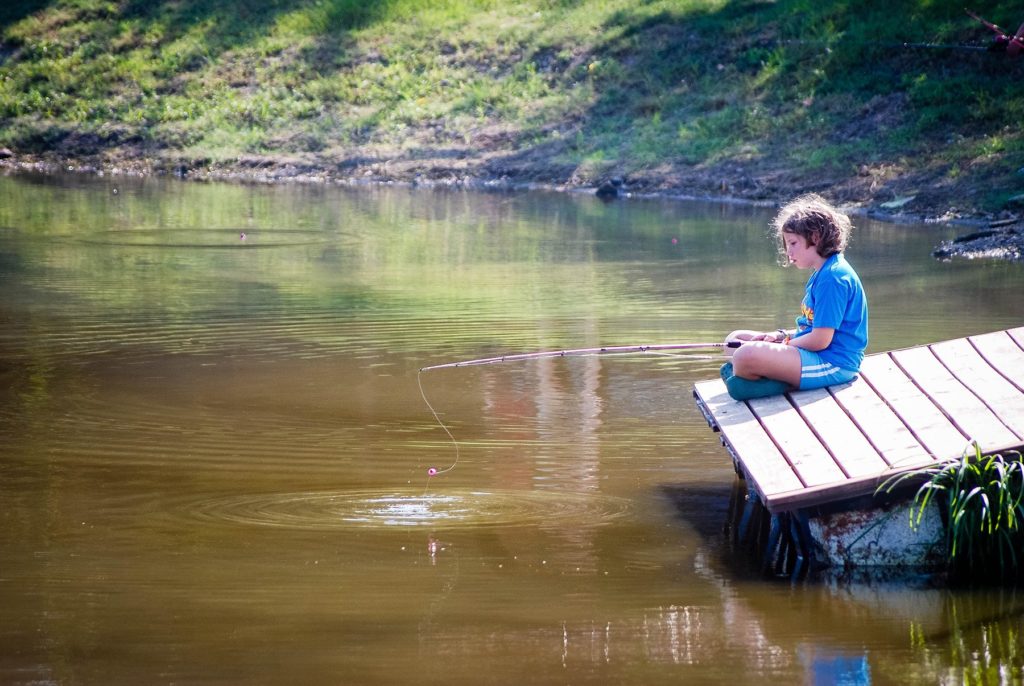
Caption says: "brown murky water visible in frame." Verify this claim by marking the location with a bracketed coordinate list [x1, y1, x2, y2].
[1, 173, 1023, 684]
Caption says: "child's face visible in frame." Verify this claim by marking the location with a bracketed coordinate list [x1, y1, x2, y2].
[783, 231, 822, 269]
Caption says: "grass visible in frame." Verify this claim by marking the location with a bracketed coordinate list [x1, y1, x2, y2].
[0, 0, 1022, 211]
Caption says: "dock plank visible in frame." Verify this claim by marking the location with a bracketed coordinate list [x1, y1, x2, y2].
[765, 473, 895, 512]
[971, 330, 1024, 391]
[859, 354, 970, 461]
[893, 346, 1020, 451]
[931, 338, 1024, 442]
[747, 394, 846, 487]
[693, 380, 803, 496]
[788, 388, 888, 478]
[827, 379, 932, 471]
[1007, 326, 1024, 350]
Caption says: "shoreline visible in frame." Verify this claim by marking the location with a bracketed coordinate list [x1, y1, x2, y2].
[3, 151, 1021, 261]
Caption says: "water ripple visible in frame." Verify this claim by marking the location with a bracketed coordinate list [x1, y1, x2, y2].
[72, 228, 339, 248]
[189, 489, 632, 530]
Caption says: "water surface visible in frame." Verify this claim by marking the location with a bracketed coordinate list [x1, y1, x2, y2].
[1, 173, 1023, 684]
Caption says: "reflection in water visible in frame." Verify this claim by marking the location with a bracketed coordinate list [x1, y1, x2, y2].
[477, 333, 606, 572]
[1, 173, 1023, 684]
[410, 561, 1024, 684]
[911, 591, 1024, 683]
[799, 646, 871, 685]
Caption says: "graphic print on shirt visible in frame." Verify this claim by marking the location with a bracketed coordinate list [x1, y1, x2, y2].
[801, 301, 814, 325]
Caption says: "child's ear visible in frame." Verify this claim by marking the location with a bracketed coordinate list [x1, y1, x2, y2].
[808, 230, 820, 246]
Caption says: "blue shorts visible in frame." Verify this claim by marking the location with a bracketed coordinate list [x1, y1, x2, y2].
[797, 348, 859, 390]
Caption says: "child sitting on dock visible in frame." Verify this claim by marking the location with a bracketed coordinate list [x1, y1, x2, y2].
[722, 194, 868, 400]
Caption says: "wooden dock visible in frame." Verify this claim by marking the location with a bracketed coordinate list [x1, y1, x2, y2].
[694, 327, 1024, 514]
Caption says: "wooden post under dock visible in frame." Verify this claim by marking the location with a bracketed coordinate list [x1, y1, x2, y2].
[693, 326, 1024, 577]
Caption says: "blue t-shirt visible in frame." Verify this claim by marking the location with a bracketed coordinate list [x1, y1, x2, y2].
[793, 253, 868, 371]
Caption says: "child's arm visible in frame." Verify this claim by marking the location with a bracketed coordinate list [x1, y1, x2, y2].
[788, 326, 834, 351]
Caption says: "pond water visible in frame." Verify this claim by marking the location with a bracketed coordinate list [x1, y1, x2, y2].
[1, 172, 1023, 685]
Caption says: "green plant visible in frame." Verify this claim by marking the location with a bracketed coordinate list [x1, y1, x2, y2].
[881, 443, 1024, 584]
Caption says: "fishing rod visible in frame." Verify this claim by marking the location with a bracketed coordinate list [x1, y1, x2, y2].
[419, 341, 740, 372]
[416, 339, 739, 480]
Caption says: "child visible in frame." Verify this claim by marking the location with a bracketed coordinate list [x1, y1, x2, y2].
[721, 194, 868, 401]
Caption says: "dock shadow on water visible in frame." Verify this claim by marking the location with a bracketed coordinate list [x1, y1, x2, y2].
[3, 173, 1024, 684]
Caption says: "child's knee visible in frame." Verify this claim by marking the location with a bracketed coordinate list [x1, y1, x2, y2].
[731, 344, 758, 375]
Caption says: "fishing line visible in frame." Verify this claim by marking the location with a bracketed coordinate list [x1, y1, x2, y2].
[418, 369, 460, 480]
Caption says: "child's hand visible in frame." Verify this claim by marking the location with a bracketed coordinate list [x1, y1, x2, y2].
[756, 330, 788, 344]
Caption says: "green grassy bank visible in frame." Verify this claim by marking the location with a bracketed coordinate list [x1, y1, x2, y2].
[1, 0, 1022, 217]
